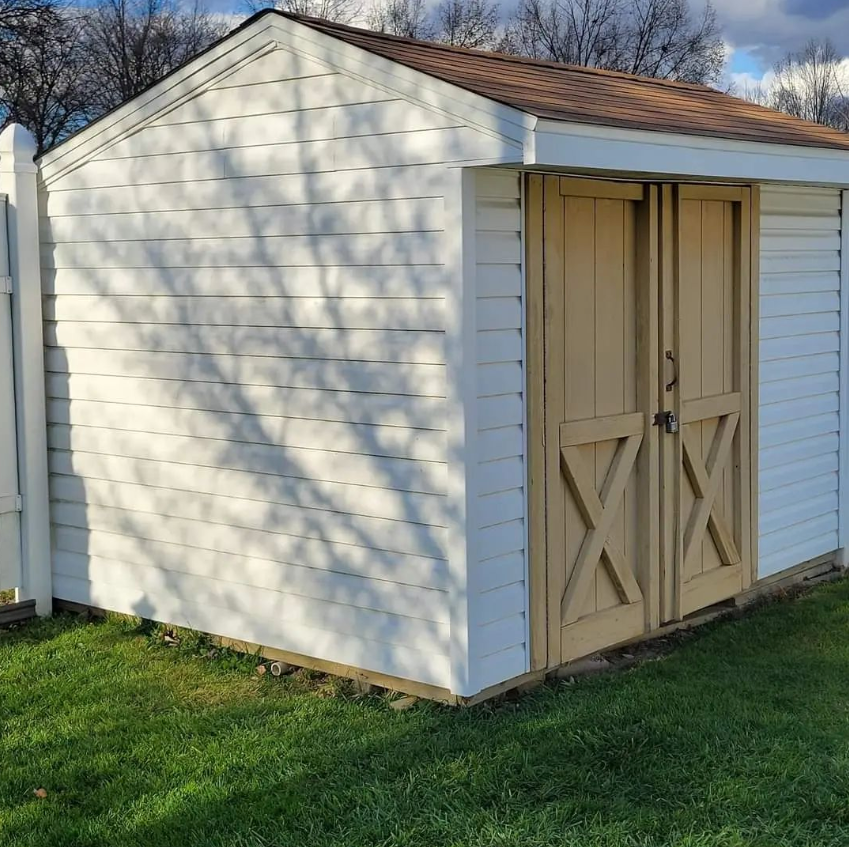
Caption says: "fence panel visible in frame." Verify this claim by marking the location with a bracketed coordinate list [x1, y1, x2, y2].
[0, 195, 22, 592]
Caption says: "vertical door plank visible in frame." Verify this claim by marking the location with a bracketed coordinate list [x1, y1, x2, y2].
[622, 201, 641, 618]
[700, 200, 725, 578]
[722, 200, 735, 569]
[565, 195, 599, 620]
[738, 189, 753, 591]
[659, 184, 681, 621]
[747, 187, 760, 586]
[678, 193, 703, 584]
[543, 175, 566, 668]
[594, 198, 627, 612]
[636, 186, 660, 630]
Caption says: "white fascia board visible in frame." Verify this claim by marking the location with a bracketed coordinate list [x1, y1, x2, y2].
[262, 16, 533, 151]
[38, 19, 282, 185]
[39, 13, 531, 187]
[529, 119, 849, 186]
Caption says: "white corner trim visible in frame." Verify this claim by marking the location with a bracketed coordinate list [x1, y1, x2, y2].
[445, 167, 479, 697]
[530, 119, 849, 185]
[839, 190, 849, 567]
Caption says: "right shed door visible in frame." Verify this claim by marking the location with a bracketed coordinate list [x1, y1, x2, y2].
[660, 185, 754, 621]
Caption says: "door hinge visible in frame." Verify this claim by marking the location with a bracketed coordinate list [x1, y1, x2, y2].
[652, 410, 680, 434]
[0, 494, 22, 515]
[0, 276, 11, 295]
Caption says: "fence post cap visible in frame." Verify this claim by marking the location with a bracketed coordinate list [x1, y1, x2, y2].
[0, 124, 37, 173]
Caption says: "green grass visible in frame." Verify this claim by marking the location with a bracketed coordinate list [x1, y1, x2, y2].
[3, 584, 849, 847]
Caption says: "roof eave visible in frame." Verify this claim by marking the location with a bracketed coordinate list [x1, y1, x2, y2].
[529, 118, 849, 186]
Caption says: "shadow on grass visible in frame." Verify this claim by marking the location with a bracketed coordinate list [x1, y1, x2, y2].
[3, 580, 849, 847]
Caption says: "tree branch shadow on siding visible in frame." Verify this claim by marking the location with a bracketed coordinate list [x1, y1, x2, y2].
[37, 59, 508, 688]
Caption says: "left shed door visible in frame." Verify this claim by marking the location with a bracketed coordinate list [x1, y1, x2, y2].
[535, 176, 659, 667]
[0, 198, 21, 590]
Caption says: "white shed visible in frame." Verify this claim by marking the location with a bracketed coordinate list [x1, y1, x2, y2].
[32, 10, 849, 701]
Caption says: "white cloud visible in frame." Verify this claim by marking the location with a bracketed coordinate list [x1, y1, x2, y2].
[712, 0, 849, 64]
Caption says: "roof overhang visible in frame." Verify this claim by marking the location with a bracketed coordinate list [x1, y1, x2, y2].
[527, 118, 849, 187]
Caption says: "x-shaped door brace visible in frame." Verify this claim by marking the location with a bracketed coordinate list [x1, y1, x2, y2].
[681, 412, 741, 570]
[559, 430, 644, 625]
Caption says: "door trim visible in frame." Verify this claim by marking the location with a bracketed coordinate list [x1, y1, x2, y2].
[526, 173, 547, 671]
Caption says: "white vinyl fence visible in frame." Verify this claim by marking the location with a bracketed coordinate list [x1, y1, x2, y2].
[0, 124, 51, 612]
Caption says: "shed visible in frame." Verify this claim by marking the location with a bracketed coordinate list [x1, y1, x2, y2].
[33, 10, 849, 701]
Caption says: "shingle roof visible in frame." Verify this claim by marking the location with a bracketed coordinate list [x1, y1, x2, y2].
[285, 11, 849, 152]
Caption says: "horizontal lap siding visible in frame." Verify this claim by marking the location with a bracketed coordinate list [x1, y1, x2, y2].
[473, 170, 527, 690]
[37, 46, 514, 689]
[758, 186, 842, 578]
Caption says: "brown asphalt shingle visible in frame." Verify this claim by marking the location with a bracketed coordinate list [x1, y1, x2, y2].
[285, 12, 849, 152]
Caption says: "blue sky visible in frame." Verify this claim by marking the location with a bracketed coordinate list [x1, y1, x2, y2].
[729, 49, 764, 78]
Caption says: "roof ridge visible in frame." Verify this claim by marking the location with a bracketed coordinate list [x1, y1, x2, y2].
[279, 11, 718, 94]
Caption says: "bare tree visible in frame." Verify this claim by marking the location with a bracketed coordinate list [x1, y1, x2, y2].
[503, 0, 621, 66]
[436, 0, 499, 49]
[769, 39, 849, 130]
[623, 0, 724, 82]
[735, 78, 769, 107]
[243, 0, 360, 24]
[0, 0, 53, 40]
[0, 7, 91, 154]
[367, 0, 434, 38]
[503, 0, 724, 85]
[80, 0, 226, 114]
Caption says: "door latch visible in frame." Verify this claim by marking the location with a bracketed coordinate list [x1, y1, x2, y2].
[653, 410, 679, 434]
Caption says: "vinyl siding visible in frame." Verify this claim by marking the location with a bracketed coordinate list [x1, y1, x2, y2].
[38, 45, 514, 690]
[759, 186, 842, 578]
[473, 169, 527, 690]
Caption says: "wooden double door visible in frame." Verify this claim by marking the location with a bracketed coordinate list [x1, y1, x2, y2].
[528, 175, 757, 669]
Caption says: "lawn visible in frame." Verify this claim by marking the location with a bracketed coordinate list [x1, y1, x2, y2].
[3, 584, 849, 847]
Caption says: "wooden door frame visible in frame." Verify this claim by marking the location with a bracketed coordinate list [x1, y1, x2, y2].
[526, 173, 759, 671]
[526, 173, 547, 670]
